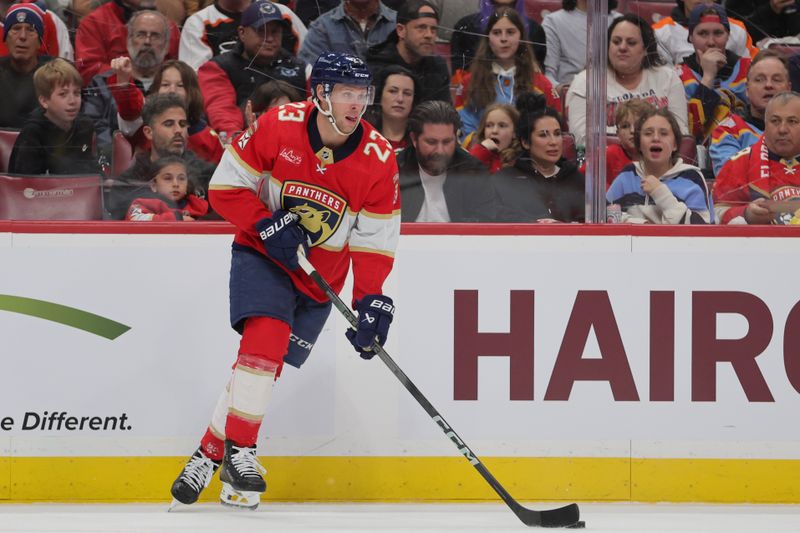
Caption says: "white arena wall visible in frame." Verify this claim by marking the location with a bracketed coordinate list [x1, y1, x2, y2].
[0, 221, 799, 504]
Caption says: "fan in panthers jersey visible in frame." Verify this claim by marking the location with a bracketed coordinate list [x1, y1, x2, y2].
[169, 52, 400, 510]
[714, 91, 800, 225]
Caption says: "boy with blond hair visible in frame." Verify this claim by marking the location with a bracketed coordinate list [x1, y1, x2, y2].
[8, 58, 99, 175]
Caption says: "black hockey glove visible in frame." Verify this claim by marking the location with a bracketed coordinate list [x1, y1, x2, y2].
[346, 294, 394, 360]
[255, 209, 308, 271]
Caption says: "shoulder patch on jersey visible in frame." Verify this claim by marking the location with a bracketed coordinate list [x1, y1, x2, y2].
[282, 181, 347, 247]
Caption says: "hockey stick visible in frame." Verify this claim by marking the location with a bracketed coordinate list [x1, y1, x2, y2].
[296, 249, 584, 529]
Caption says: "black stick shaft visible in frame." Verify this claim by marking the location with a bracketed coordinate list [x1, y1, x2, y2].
[297, 252, 581, 528]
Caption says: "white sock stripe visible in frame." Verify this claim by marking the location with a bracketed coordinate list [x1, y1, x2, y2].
[230, 364, 275, 419]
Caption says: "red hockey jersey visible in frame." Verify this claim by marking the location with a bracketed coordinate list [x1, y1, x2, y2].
[208, 100, 401, 303]
[713, 136, 800, 224]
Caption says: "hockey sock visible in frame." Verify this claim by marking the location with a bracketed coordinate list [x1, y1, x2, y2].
[200, 378, 231, 461]
[225, 317, 289, 447]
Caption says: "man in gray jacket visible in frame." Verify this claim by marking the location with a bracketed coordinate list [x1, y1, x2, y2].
[298, 0, 396, 65]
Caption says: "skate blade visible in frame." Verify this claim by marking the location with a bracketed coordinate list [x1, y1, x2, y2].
[220, 483, 261, 510]
[167, 498, 184, 512]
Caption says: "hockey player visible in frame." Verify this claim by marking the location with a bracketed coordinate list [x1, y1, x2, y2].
[169, 52, 400, 509]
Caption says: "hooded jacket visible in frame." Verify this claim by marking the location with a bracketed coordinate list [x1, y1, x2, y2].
[606, 159, 712, 224]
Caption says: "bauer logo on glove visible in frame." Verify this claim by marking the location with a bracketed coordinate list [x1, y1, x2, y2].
[346, 294, 394, 359]
[255, 209, 309, 271]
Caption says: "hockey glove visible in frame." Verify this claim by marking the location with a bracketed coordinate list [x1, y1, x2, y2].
[255, 210, 308, 271]
[346, 294, 394, 360]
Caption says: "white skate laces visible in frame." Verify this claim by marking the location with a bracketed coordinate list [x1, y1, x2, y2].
[181, 452, 217, 492]
[229, 445, 266, 479]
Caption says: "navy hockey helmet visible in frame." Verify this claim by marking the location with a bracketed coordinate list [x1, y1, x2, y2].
[310, 52, 374, 136]
[310, 52, 372, 98]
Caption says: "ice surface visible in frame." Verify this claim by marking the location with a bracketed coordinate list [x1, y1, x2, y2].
[0, 502, 798, 533]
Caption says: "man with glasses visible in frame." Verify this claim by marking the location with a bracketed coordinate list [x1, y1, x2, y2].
[170, 52, 400, 510]
[82, 10, 172, 156]
[198, 0, 307, 137]
[75, 0, 181, 85]
[0, 3, 53, 128]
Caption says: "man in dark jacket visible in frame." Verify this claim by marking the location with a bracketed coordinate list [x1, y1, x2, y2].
[198, 0, 306, 136]
[0, 3, 52, 129]
[107, 94, 215, 219]
[398, 100, 496, 222]
[366, 0, 451, 104]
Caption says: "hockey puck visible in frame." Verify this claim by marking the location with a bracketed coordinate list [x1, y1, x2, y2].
[567, 520, 586, 529]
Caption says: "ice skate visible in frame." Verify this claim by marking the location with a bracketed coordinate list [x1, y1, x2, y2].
[168, 447, 221, 510]
[219, 440, 266, 510]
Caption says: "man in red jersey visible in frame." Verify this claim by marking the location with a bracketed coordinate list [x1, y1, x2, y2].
[169, 52, 400, 510]
[714, 91, 800, 224]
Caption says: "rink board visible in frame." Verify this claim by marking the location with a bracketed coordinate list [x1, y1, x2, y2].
[0, 222, 799, 503]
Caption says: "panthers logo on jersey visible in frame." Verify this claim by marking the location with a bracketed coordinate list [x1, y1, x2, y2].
[281, 181, 347, 247]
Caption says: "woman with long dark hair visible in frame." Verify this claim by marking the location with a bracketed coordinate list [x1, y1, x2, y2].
[364, 65, 420, 153]
[450, 0, 547, 72]
[492, 92, 584, 222]
[454, 7, 560, 144]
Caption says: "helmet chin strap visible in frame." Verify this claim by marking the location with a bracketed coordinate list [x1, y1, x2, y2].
[314, 94, 366, 137]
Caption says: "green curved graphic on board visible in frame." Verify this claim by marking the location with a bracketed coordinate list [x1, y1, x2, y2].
[0, 295, 130, 340]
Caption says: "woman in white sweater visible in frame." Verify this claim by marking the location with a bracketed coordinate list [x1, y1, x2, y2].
[565, 13, 689, 149]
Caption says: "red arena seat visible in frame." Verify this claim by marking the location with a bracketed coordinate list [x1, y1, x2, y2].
[111, 130, 135, 177]
[0, 174, 104, 220]
[0, 129, 21, 173]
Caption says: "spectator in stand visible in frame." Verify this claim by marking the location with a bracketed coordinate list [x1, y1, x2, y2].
[126, 156, 210, 221]
[199, 0, 306, 137]
[450, 0, 547, 73]
[180, 0, 307, 71]
[294, 0, 404, 26]
[0, 3, 51, 128]
[454, 7, 560, 145]
[8, 58, 99, 174]
[75, 0, 181, 86]
[244, 78, 302, 126]
[398, 100, 497, 222]
[83, 9, 170, 156]
[724, 0, 800, 45]
[110, 59, 226, 164]
[580, 98, 655, 189]
[710, 50, 791, 175]
[366, 0, 451, 105]
[0, 1, 73, 60]
[713, 91, 800, 224]
[108, 93, 215, 219]
[652, 0, 756, 65]
[468, 103, 520, 174]
[299, 0, 396, 67]
[679, 4, 750, 142]
[363, 64, 419, 153]
[492, 93, 584, 223]
[566, 14, 689, 149]
[541, 0, 620, 86]
[607, 107, 712, 223]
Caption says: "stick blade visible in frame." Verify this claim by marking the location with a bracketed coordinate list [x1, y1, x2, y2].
[515, 502, 582, 528]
